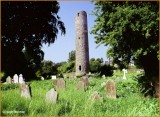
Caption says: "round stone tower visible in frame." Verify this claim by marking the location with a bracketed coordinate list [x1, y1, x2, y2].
[75, 11, 89, 76]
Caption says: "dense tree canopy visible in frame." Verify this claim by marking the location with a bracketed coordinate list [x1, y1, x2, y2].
[91, 1, 159, 97]
[1, 1, 65, 81]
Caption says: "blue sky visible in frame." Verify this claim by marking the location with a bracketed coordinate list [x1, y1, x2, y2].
[42, 1, 108, 63]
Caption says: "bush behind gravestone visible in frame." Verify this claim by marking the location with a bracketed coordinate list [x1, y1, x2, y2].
[116, 79, 140, 98]
[1, 83, 20, 91]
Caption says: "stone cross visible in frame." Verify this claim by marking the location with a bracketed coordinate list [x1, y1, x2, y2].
[122, 68, 127, 80]
[45, 88, 58, 105]
[19, 74, 25, 84]
[13, 74, 19, 83]
[6, 76, 12, 84]
[20, 83, 32, 99]
[106, 80, 116, 99]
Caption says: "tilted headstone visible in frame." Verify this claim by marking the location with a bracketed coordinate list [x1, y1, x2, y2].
[45, 88, 58, 104]
[19, 74, 25, 84]
[106, 80, 116, 99]
[80, 76, 89, 88]
[20, 83, 32, 99]
[6, 76, 12, 84]
[13, 74, 19, 83]
[122, 69, 127, 80]
[75, 81, 85, 91]
[90, 91, 103, 102]
[56, 79, 65, 89]
[52, 75, 56, 80]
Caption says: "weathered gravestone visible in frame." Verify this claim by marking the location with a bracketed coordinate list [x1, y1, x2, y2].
[90, 91, 103, 102]
[76, 81, 85, 91]
[56, 79, 65, 89]
[19, 74, 25, 84]
[106, 80, 116, 99]
[13, 74, 19, 83]
[45, 88, 58, 104]
[80, 76, 89, 88]
[20, 83, 32, 99]
[6, 76, 12, 84]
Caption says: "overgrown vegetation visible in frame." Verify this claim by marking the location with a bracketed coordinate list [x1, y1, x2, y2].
[2, 72, 159, 116]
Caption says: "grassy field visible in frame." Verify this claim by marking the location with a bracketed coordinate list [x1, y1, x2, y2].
[1, 72, 159, 116]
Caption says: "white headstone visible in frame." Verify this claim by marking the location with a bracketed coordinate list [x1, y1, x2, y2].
[41, 76, 44, 80]
[102, 75, 106, 79]
[122, 69, 127, 80]
[6, 76, 12, 84]
[52, 75, 56, 80]
[13, 74, 19, 83]
[19, 74, 25, 84]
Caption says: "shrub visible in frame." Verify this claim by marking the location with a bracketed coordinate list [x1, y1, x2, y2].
[116, 79, 140, 98]
[100, 64, 114, 76]
[1, 83, 20, 91]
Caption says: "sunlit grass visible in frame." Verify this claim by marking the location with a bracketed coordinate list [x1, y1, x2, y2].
[1, 72, 159, 116]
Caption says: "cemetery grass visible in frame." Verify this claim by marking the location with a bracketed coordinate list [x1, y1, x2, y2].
[1, 72, 159, 116]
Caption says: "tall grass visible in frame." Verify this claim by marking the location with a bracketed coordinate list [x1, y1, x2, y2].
[1, 72, 159, 116]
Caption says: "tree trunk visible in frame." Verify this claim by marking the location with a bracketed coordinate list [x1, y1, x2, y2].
[142, 52, 159, 97]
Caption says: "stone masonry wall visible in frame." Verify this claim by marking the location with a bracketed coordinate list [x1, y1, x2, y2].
[75, 11, 89, 76]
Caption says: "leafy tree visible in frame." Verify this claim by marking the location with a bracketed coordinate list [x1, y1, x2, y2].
[36, 60, 56, 79]
[57, 61, 75, 74]
[100, 64, 113, 76]
[1, 1, 65, 81]
[68, 50, 76, 62]
[89, 58, 101, 73]
[91, 1, 159, 97]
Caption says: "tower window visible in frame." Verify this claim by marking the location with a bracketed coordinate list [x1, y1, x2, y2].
[79, 65, 81, 71]
[79, 37, 80, 39]
[77, 13, 79, 16]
